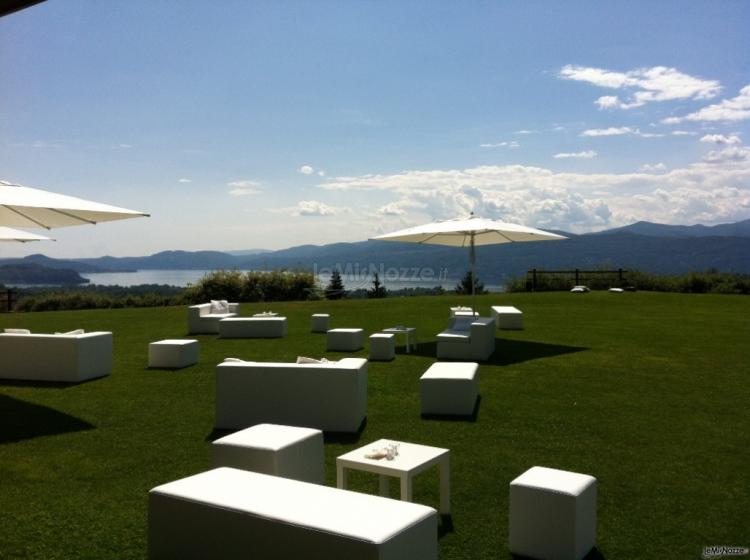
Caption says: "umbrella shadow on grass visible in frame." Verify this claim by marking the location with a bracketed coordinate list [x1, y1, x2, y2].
[410, 340, 587, 366]
[0, 394, 94, 444]
[485, 338, 588, 366]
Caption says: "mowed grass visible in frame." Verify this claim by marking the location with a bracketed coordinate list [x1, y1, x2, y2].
[1, 292, 748, 559]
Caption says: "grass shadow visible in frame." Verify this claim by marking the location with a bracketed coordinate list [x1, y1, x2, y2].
[438, 514, 454, 538]
[324, 418, 368, 445]
[421, 396, 481, 423]
[0, 394, 95, 444]
[486, 339, 588, 366]
[0, 377, 103, 389]
[409, 340, 587, 366]
[513, 547, 604, 560]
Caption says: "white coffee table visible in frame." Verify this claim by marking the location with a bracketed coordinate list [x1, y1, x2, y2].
[381, 327, 416, 353]
[336, 439, 450, 514]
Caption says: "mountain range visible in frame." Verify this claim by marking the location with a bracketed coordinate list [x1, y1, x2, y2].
[1, 219, 749, 284]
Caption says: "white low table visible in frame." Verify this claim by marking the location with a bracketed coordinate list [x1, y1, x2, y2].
[337, 439, 450, 515]
[381, 327, 416, 353]
[148, 339, 199, 369]
[491, 306, 523, 329]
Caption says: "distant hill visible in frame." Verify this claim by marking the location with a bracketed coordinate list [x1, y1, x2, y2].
[596, 218, 750, 238]
[0, 263, 89, 285]
[224, 248, 273, 256]
[0, 253, 111, 273]
[75, 250, 240, 271]
[1, 219, 749, 283]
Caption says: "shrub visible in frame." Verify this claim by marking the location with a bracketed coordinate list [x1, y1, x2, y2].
[505, 269, 750, 295]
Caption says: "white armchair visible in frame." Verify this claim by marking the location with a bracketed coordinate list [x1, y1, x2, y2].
[436, 316, 496, 361]
[187, 302, 239, 334]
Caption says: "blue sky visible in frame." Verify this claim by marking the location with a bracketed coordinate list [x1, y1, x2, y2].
[2, 1, 749, 257]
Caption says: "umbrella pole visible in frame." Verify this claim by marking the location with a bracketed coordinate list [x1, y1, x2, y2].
[470, 233, 477, 315]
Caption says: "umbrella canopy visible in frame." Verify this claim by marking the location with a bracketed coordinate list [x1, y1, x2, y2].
[372, 213, 567, 303]
[0, 180, 149, 229]
[0, 226, 53, 242]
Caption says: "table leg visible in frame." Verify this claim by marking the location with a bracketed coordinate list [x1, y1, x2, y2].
[337, 464, 347, 490]
[400, 475, 413, 502]
[406, 332, 412, 353]
[439, 456, 451, 514]
[378, 475, 390, 497]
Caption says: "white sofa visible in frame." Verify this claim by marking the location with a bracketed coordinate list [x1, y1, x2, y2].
[436, 316, 496, 361]
[0, 331, 112, 382]
[149, 467, 437, 559]
[187, 302, 239, 334]
[215, 358, 368, 432]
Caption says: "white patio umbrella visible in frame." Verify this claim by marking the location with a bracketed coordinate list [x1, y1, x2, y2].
[0, 179, 149, 229]
[0, 226, 53, 242]
[372, 213, 566, 309]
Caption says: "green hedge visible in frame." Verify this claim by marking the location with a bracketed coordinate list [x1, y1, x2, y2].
[182, 269, 320, 303]
[505, 269, 750, 294]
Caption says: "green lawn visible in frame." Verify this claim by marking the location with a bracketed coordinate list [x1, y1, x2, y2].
[1, 292, 748, 559]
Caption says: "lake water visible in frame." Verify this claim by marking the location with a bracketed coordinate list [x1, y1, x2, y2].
[78, 269, 504, 292]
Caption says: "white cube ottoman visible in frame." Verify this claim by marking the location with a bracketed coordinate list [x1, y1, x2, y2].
[148, 339, 199, 369]
[420, 362, 479, 416]
[509, 466, 597, 560]
[212, 423, 325, 485]
[327, 328, 364, 352]
[369, 333, 395, 361]
[311, 314, 330, 333]
[491, 306, 523, 329]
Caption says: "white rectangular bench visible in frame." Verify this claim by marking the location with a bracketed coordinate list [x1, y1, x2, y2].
[149, 467, 437, 559]
[218, 317, 288, 338]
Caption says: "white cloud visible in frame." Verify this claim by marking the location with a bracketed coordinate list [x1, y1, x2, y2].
[178, 178, 192, 183]
[672, 130, 698, 136]
[295, 200, 338, 216]
[514, 129, 538, 135]
[639, 163, 667, 172]
[580, 127, 636, 137]
[298, 165, 315, 175]
[377, 203, 408, 216]
[560, 65, 722, 109]
[700, 134, 742, 145]
[227, 180, 262, 196]
[317, 171, 326, 177]
[702, 146, 750, 164]
[479, 141, 520, 148]
[553, 150, 598, 159]
[317, 158, 750, 232]
[663, 84, 750, 124]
